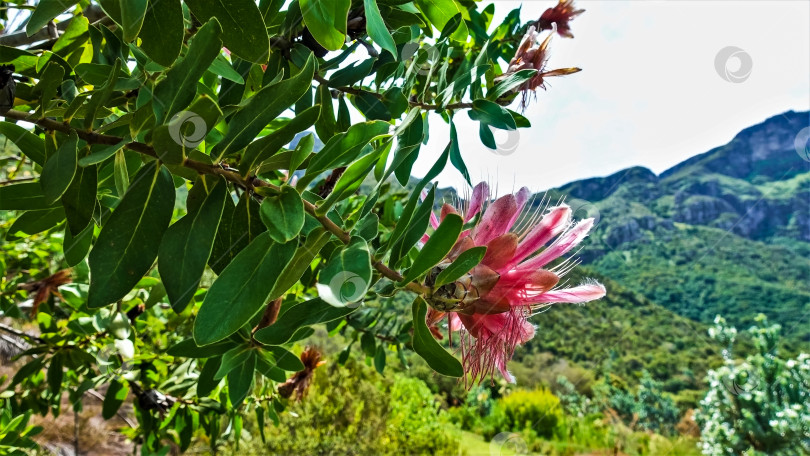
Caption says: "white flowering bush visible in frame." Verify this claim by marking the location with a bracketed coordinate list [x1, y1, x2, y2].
[696, 315, 810, 455]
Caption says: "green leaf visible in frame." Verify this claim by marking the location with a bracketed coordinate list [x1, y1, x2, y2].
[215, 345, 253, 380]
[119, 0, 148, 42]
[239, 105, 320, 174]
[449, 119, 470, 184]
[268, 227, 331, 300]
[78, 140, 126, 167]
[318, 143, 386, 213]
[102, 378, 129, 419]
[487, 69, 536, 101]
[46, 352, 63, 394]
[296, 120, 390, 189]
[63, 222, 93, 267]
[113, 150, 128, 197]
[434, 246, 486, 288]
[167, 338, 236, 358]
[253, 298, 357, 345]
[185, 0, 270, 64]
[300, 0, 351, 51]
[152, 95, 222, 164]
[208, 192, 266, 274]
[35, 63, 64, 117]
[374, 345, 386, 374]
[213, 54, 316, 158]
[227, 352, 256, 406]
[414, 0, 468, 41]
[60, 162, 97, 236]
[152, 18, 223, 123]
[197, 357, 222, 397]
[411, 296, 463, 377]
[26, 0, 81, 37]
[0, 182, 60, 210]
[194, 233, 297, 346]
[266, 346, 305, 371]
[40, 131, 79, 204]
[159, 176, 227, 312]
[88, 162, 175, 308]
[468, 99, 517, 130]
[400, 213, 462, 284]
[7, 207, 65, 238]
[140, 0, 184, 67]
[364, 0, 397, 58]
[389, 185, 434, 267]
[316, 236, 372, 307]
[84, 58, 121, 130]
[259, 185, 305, 243]
[0, 122, 46, 166]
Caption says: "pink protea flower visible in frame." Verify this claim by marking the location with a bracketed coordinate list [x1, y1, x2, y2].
[423, 182, 606, 384]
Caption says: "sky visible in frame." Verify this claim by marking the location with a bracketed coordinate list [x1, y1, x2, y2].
[410, 0, 810, 192]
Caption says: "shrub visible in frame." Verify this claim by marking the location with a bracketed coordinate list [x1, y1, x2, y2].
[499, 388, 564, 439]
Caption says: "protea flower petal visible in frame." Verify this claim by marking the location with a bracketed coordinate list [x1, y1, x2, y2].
[421, 183, 605, 384]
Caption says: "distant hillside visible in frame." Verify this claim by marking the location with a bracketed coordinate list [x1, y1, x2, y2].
[543, 111, 810, 346]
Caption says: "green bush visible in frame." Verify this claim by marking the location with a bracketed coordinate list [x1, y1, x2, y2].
[499, 388, 564, 439]
[240, 360, 459, 456]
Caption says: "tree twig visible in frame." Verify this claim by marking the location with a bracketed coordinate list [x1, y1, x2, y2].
[1, 109, 429, 295]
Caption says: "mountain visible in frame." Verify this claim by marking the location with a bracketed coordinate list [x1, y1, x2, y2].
[542, 110, 810, 347]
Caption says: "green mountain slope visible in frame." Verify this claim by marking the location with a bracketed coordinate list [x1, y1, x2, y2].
[543, 110, 810, 346]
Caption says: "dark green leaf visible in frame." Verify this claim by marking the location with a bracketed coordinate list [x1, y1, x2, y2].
[0, 182, 60, 210]
[259, 185, 305, 243]
[63, 222, 94, 267]
[487, 69, 536, 101]
[389, 185, 434, 267]
[449, 119, 470, 184]
[213, 54, 315, 158]
[159, 176, 227, 312]
[40, 131, 79, 204]
[60, 163, 97, 236]
[227, 351, 255, 406]
[152, 95, 222, 165]
[468, 99, 517, 130]
[194, 233, 297, 346]
[215, 345, 253, 380]
[197, 357, 222, 397]
[167, 338, 236, 358]
[7, 207, 65, 238]
[152, 19, 223, 123]
[239, 105, 320, 174]
[253, 298, 356, 345]
[47, 352, 63, 394]
[102, 378, 129, 419]
[364, 0, 397, 58]
[119, 0, 148, 42]
[26, 0, 81, 37]
[316, 236, 372, 307]
[0, 122, 46, 166]
[268, 227, 331, 300]
[411, 296, 463, 377]
[88, 162, 175, 308]
[400, 213, 462, 284]
[139, 0, 183, 66]
[84, 59, 121, 130]
[299, 0, 351, 51]
[434, 246, 486, 288]
[266, 346, 305, 371]
[185, 0, 270, 64]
